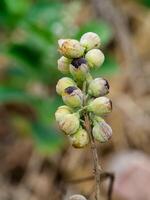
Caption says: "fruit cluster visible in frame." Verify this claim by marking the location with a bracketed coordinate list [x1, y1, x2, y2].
[55, 32, 112, 148]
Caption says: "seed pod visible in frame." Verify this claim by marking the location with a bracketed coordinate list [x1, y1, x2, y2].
[92, 116, 112, 143]
[85, 49, 105, 69]
[80, 32, 101, 51]
[88, 78, 109, 97]
[56, 77, 77, 96]
[58, 56, 72, 74]
[55, 105, 73, 122]
[69, 127, 89, 148]
[58, 113, 80, 135]
[62, 86, 83, 108]
[69, 194, 87, 200]
[58, 39, 85, 58]
[87, 96, 112, 116]
[70, 57, 88, 82]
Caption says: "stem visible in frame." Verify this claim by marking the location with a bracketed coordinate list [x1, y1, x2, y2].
[84, 114, 102, 200]
[83, 81, 102, 200]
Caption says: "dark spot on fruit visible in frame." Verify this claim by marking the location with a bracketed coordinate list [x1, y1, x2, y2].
[71, 57, 86, 68]
[103, 78, 110, 89]
[65, 86, 77, 94]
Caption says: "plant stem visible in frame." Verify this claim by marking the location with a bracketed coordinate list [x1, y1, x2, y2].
[82, 81, 102, 200]
[84, 114, 102, 200]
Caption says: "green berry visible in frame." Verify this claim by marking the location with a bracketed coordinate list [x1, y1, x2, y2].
[58, 113, 80, 135]
[80, 32, 101, 51]
[56, 77, 76, 96]
[88, 78, 109, 97]
[87, 96, 112, 116]
[58, 56, 72, 74]
[58, 39, 85, 58]
[92, 116, 112, 143]
[62, 86, 83, 108]
[85, 49, 105, 69]
[69, 127, 89, 148]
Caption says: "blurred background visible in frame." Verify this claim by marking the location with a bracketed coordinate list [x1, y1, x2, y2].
[0, 0, 150, 199]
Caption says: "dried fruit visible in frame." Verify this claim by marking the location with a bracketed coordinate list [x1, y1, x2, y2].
[70, 57, 88, 82]
[58, 113, 80, 135]
[92, 116, 112, 143]
[58, 56, 71, 74]
[55, 105, 73, 122]
[62, 86, 83, 108]
[58, 39, 85, 58]
[87, 96, 112, 116]
[56, 77, 76, 95]
[85, 49, 105, 69]
[88, 78, 109, 97]
[69, 127, 89, 148]
[80, 32, 101, 51]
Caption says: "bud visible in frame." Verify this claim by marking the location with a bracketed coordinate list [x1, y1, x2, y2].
[87, 96, 112, 116]
[88, 78, 109, 97]
[58, 39, 85, 58]
[85, 49, 105, 69]
[58, 113, 80, 135]
[92, 116, 112, 143]
[57, 56, 72, 74]
[80, 32, 101, 51]
[62, 86, 83, 108]
[69, 127, 89, 148]
[55, 105, 73, 122]
[56, 77, 77, 96]
[70, 57, 88, 82]
[69, 194, 87, 200]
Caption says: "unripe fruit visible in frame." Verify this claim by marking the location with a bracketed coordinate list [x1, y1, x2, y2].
[87, 96, 112, 116]
[58, 56, 72, 74]
[80, 32, 101, 51]
[69, 194, 87, 200]
[85, 49, 105, 69]
[69, 127, 89, 148]
[55, 105, 73, 122]
[70, 57, 88, 82]
[58, 39, 85, 58]
[58, 113, 80, 135]
[88, 78, 109, 97]
[56, 77, 77, 96]
[92, 116, 112, 143]
[62, 86, 83, 108]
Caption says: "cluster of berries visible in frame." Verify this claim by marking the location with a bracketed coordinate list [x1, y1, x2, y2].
[55, 32, 112, 148]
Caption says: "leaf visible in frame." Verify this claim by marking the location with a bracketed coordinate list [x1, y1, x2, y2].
[75, 20, 113, 46]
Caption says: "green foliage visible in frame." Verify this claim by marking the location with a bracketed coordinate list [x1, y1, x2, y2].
[0, 0, 119, 153]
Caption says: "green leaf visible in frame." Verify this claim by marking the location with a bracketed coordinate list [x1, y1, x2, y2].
[75, 20, 113, 46]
